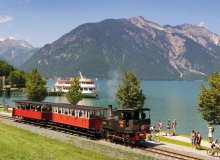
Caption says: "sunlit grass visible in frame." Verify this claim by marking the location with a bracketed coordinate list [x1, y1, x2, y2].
[160, 136, 208, 150]
[0, 121, 117, 160]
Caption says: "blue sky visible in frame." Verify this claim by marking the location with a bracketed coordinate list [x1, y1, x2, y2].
[0, 0, 219, 47]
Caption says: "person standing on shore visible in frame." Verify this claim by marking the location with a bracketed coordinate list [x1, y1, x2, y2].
[207, 124, 214, 142]
[158, 120, 163, 136]
[196, 131, 202, 149]
[166, 120, 171, 136]
[190, 130, 196, 148]
[172, 118, 177, 136]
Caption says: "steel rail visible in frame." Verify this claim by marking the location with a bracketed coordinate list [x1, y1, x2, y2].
[145, 147, 205, 160]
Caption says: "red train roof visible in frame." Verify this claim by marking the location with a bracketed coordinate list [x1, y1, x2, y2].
[14, 100, 106, 111]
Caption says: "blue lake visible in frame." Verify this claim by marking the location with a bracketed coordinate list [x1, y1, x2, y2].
[1, 80, 219, 140]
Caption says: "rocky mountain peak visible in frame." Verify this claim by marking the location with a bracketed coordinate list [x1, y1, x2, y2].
[164, 23, 220, 48]
[0, 38, 37, 67]
[129, 16, 165, 31]
[20, 17, 220, 80]
[1, 38, 33, 50]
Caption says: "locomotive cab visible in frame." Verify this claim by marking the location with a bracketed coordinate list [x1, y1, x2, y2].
[102, 107, 151, 142]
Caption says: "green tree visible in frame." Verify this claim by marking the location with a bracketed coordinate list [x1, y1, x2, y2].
[116, 71, 146, 109]
[0, 59, 14, 77]
[66, 76, 83, 104]
[25, 68, 47, 101]
[197, 72, 220, 125]
[8, 70, 26, 87]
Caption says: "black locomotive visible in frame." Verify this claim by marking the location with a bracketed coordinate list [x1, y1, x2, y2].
[102, 105, 151, 143]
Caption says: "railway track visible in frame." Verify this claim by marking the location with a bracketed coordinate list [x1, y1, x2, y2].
[0, 114, 207, 160]
[145, 148, 204, 160]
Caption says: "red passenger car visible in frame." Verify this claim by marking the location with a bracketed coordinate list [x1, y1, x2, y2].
[13, 100, 107, 131]
[51, 103, 107, 130]
[13, 100, 52, 121]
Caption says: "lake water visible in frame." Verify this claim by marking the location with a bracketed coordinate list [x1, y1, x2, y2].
[1, 80, 219, 140]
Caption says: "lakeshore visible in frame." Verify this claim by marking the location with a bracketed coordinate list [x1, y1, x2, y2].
[1, 80, 219, 140]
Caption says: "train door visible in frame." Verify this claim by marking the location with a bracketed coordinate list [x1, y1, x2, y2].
[42, 105, 52, 121]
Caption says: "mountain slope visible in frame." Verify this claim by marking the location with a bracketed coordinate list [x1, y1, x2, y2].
[0, 38, 37, 67]
[21, 17, 220, 80]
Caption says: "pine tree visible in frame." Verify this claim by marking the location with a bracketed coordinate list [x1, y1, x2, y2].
[116, 71, 146, 109]
[25, 68, 47, 101]
[66, 76, 83, 105]
[197, 72, 220, 125]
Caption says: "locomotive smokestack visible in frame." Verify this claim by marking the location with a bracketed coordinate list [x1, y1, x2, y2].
[108, 105, 112, 117]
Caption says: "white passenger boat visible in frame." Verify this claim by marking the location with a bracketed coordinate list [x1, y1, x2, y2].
[54, 72, 99, 98]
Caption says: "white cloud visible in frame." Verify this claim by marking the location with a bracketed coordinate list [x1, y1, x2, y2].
[197, 21, 205, 27]
[0, 15, 13, 24]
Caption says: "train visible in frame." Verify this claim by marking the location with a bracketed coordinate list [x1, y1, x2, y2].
[12, 100, 151, 144]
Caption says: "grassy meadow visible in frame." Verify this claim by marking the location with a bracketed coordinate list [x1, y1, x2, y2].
[0, 121, 117, 160]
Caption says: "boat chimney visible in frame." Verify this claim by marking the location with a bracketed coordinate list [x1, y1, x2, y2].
[108, 105, 112, 117]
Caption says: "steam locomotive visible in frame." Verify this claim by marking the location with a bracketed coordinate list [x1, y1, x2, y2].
[12, 100, 151, 143]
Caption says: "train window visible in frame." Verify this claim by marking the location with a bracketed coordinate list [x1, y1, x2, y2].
[53, 107, 58, 113]
[36, 106, 40, 112]
[69, 109, 72, 116]
[103, 109, 107, 117]
[61, 108, 64, 114]
[133, 111, 139, 120]
[64, 108, 68, 115]
[95, 111, 101, 117]
[89, 111, 94, 118]
[79, 111, 82, 117]
[141, 112, 146, 119]
[47, 106, 52, 112]
[58, 107, 61, 114]
[21, 105, 25, 110]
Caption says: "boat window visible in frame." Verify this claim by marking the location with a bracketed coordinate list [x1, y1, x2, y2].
[89, 88, 93, 91]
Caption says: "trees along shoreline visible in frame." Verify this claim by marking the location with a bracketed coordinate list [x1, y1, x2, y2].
[66, 76, 83, 105]
[197, 72, 220, 125]
[116, 71, 146, 109]
[25, 68, 47, 101]
[0, 59, 26, 96]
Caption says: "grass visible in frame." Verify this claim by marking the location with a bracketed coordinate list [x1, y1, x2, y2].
[0, 121, 117, 160]
[160, 136, 209, 150]
[0, 108, 12, 113]
[0, 121, 156, 160]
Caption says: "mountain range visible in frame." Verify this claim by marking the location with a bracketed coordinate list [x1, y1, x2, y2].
[6, 16, 220, 80]
[0, 38, 38, 67]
